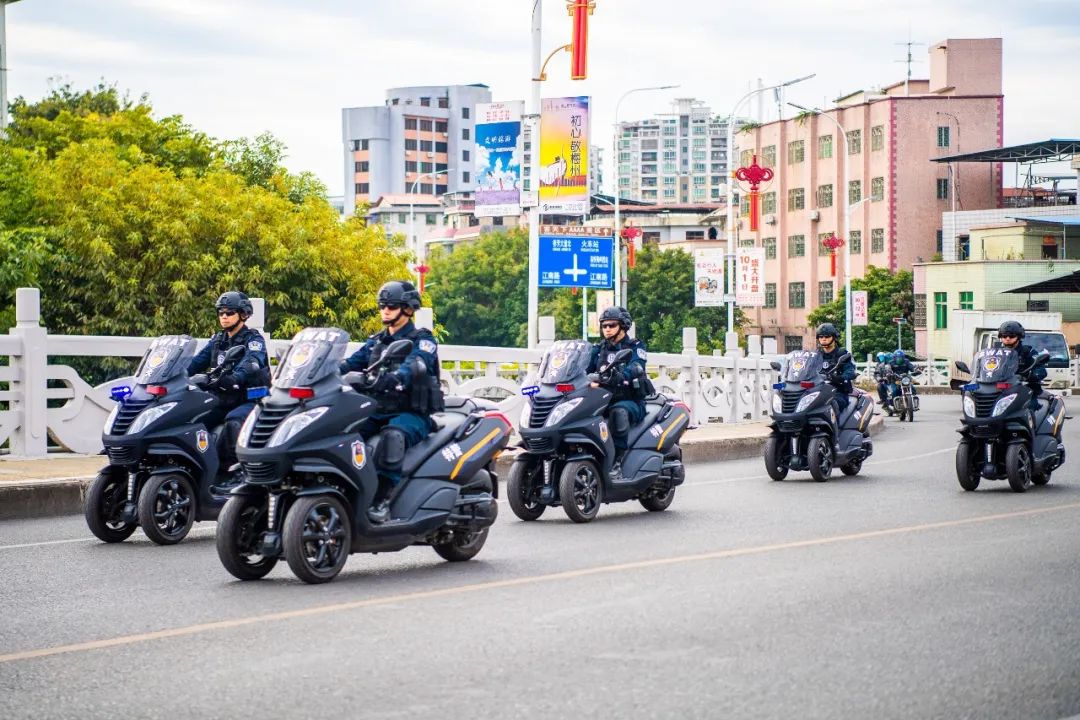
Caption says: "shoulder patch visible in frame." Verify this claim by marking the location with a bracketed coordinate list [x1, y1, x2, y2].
[418, 339, 437, 354]
[636, 349, 647, 361]
[247, 340, 264, 352]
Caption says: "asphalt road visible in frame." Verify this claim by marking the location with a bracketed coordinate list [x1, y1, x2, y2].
[2, 396, 1080, 720]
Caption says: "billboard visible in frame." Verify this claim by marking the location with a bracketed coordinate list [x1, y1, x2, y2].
[694, 249, 726, 307]
[735, 247, 765, 307]
[474, 101, 523, 217]
[852, 290, 869, 326]
[539, 96, 590, 215]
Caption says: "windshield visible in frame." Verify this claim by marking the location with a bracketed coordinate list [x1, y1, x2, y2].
[782, 351, 824, 382]
[538, 339, 592, 384]
[275, 327, 350, 389]
[136, 335, 196, 385]
[1025, 333, 1070, 368]
[973, 347, 1020, 383]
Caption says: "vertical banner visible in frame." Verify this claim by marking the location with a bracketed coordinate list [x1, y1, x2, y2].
[694, 248, 726, 307]
[852, 290, 869, 326]
[735, 247, 765, 307]
[539, 96, 590, 215]
[474, 101, 523, 217]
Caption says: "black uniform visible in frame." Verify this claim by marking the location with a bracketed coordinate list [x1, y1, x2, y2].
[587, 335, 649, 451]
[819, 345, 857, 413]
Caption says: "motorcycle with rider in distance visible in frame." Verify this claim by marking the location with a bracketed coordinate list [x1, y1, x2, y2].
[216, 327, 511, 584]
[507, 339, 690, 523]
[954, 347, 1065, 492]
[85, 335, 264, 545]
[886, 368, 921, 422]
[764, 349, 875, 482]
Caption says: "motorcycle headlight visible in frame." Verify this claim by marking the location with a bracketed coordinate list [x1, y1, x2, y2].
[237, 409, 259, 448]
[795, 391, 821, 413]
[544, 398, 583, 427]
[267, 407, 329, 447]
[963, 395, 976, 417]
[519, 402, 532, 429]
[991, 394, 1017, 418]
[127, 402, 178, 435]
[772, 392, 783, 413]
[104, 403, 121, 434]
[901, 375, 912, 386]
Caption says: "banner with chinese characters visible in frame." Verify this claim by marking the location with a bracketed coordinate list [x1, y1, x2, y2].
[474, 101, 523, 217]
[694, 248, 726, 307]
[852, 290, 869, 326]
[735, 247, 765, 307]
[538, 96, 590, 215]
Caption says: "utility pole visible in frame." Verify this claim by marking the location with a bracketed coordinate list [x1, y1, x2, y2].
[0, 1, 22, 135]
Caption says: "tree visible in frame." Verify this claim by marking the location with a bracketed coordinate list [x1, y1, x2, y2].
[807, 266, 915, 359]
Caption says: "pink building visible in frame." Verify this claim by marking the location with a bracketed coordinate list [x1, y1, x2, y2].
[734, 38, 1003, 352]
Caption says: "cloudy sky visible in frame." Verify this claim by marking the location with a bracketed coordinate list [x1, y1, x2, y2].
[6, 0, 1078, 196]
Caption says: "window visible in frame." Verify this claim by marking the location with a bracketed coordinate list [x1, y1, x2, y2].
[936, 229, 943, 253]
[425, 213, 438, 224]
[762, 145, 776, 167]
[355, 182, 369, 194]
[819, 281, 834, 305]
[420, 97, 431, 107]
[785, 336, 804, 353]
[463, 171, 471, 183]
[398, 213, 407, 223]
[438, 97, 449, 109]
[762, 192, 776, 215]
[871, 125, 884, 151]
[420, 119, 433, 132]
[462, 128, 470, 141]
[850, 230, 862, 253]
[741, 196, 750, 216]
[763, 237, 777, 259]
[934, 292, 948, 329]
[435, 120, 448, 133]
[405, 139, 417, 150]
[871, 177, 885, 201]
[420, 162, 432, 173]
[871, 228, 885, 253]
[420, 183, 432, 194]
[787, 140, 805, 164]
[435, 141, 448, 153]
[420, 140, 433, 152]
[846, 129, 862, 155]
[362, 139, 369, 151]
[765, 283, 777, 309]
[436, 163, 448, 172]
[405, 160, 417, 172]
[354, 161, 368, 172]
[463, 149, 470, 162]
[435, 184, 447, 195]
[493, 216, 504, 226]
[740, 149, 753, 167]
[462, 107, 470, 119]
[788, 234, 805, 258]
[818, 233, 833, 256]
[937, 126, 950, 148]
[739, 238, 756, 248]
[405, 118, 418, 130]
[848, 180, 862, 204]
[788, 188, 805, 211]
[816, 184, 833, 208]
[937, 178, 950, 200]
[818, 134, 833, 159]
[788, 282, 806, 309]
[685, 230, 705, 241]
[959, 291, 974, 310]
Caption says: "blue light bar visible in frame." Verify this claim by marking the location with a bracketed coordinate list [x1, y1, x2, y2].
[109, 385, 132, 401]
[962, 383, 978, 392]
[247, 386, 269, 400]
[521, 385, 540, 396]
[772, 382, 785, 390]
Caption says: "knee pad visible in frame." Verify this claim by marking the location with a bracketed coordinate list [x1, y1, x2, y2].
[610, 407, 631, 436]
[376, 427, 408, 472]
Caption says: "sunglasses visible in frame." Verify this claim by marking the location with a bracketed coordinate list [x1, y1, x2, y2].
[999, 333, 1018, 339]
[600, 322, 621, 330]
[378, 303, 404, 310]
[816, 335, 832, 339]
[217, 309, 238, 317]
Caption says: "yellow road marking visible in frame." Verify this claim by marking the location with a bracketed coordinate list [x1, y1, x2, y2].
[450, 427, 503, 480]
[3, 501, 1079, 665]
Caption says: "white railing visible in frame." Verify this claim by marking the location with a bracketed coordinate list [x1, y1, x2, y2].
[0, 289, 783, 457]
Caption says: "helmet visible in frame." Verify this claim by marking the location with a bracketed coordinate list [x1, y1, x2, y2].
[815, 323, 839, 340]
[377, 280, 421, 311]
[215, 291, 253, 319]
[599, 306, 633, 331]
[998, 320, 1025, 339]
[894, 349, 906, 360]
[876, 352, 886, 362]
[885, 352, 894, 363]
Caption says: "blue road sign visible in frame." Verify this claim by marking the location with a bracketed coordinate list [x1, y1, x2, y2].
[538, 234, 614, 289]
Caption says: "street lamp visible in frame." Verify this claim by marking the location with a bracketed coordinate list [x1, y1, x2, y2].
[613, 84, 680, 307]
[409, 168, 452, 281]
[725, 75, 814, 354]
[787, 102, 867, 355]
[0, 1, 22, 134]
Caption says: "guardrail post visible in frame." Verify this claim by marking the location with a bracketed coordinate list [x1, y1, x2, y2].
[248, 297, 266, 330]
[538, 316, 556, 348]
[9, 288, 49, 457]
[414, 307, 433, 331]
[682, 327, 700, 425]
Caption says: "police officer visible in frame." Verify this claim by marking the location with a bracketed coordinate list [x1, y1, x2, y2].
[187, 291, 270, 486]
[815, 323, 856, 414]
[587, 306, 650, 479]
[340, 280, 443, 523]
[998, 320, 1048, 408]
[873, 352, 892, 409]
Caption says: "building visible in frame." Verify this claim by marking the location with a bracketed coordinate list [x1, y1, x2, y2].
[366, 194, 444, 248]
[342, 84, 493, 216]
[588, 201, 725, 251]
[589, 145, 605, 196]
[615, 98, 735, 205]
[734, 37, 1004, 352]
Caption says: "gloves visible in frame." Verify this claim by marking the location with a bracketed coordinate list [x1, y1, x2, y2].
[214, 372, 240, 391]
[370, 373, 401, 395]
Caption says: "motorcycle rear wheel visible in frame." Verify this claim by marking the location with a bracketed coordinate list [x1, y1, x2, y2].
[433, 527, 489, 561]
[640, 486, 675, 512]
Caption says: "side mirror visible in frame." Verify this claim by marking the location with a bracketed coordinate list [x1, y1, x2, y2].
[366, 339, 414, 372]
[836, 352, 852, 365]
[769, 361, 782, 372]
[611, 348, 634, 365]
[223, 345, 246, 362]
[955, 360, 971, 375]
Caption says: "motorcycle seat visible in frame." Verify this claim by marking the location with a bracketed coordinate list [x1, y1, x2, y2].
[402, 412, 468, 476]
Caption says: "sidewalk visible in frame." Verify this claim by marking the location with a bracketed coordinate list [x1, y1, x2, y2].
[0, 417, 884, 520]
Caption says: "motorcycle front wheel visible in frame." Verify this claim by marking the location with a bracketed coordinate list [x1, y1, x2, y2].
[216, 494, 278, 580]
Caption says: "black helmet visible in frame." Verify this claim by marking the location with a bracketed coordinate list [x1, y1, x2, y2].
[815, 322, 840, 340]
[215, 291, 253, 319]
[377, 280, 421, 311]
[998, 320, 1025, 339]
[599, 305, 632, 331]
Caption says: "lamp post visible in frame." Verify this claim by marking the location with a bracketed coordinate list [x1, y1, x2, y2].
[409, 168, 451, 283]
[726, 75, 814, 353]
[613, 84, 679, 307]
[0, 1, 22, 134]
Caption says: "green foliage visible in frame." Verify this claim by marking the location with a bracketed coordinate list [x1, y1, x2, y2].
[807, 266, 915, 358]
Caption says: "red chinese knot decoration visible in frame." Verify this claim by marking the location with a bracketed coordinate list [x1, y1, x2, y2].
[822, 233, 845, 277]
[415, 263, 431, 293]
[734, 154, 774, 232]
[620, 224, 641, 268]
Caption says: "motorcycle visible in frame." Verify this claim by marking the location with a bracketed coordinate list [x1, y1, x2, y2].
[954, 347, 1065, 492]
[84, 335, 262, 545]
[507, 339, 690, 523]
[886, 370, 920, 422]
[216, 327, 511, 584]
[764, 350, 875, 482]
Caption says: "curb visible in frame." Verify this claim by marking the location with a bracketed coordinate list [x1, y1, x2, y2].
[0, 418, 886, 522]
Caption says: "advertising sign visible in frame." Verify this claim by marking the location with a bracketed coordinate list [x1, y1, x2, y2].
[735, 247, 765, 307]
[694, 248, 726, 307]
[852, 290, 869, 326]
[474, 101, 523, 217]
[539, 96, 590, 215]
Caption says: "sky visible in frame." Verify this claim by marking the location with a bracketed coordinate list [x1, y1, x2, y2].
[5, 0, 1079, 196]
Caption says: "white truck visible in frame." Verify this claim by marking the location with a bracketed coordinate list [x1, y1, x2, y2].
[950, 310, 1072, 389]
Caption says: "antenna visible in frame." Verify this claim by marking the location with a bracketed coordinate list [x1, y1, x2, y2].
[894, 31, 926, 96]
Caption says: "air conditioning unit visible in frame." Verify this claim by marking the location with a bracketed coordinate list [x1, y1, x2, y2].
[808, 210, 820, 222]
[764, 214, 777, 225]
[426, 152, 435, 158]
